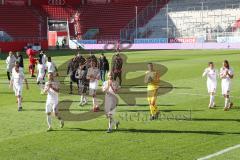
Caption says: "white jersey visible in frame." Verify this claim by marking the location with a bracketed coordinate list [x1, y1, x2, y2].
[42, 54, 47, 65]
[102, 80, 119, 96]
[87, 67, 100, 90]
[45, 81, 59, 101]
[220, 67, 233, 95]
[11, 68, 25, 96]
[202, 68, 218, 83]
[37, 64, 45, 81]
[37, 64, 45, 76]
[220, 67, 234, 82]
[46, 61, 56, 73]
[6, 55, 16, 72]
[11, 68, 25, 86]
[202, 68, 218, 93]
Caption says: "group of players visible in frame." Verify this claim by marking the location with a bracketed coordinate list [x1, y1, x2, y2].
[6, 49, 236, 132]
[202, 60, 234, 111]
[6, 50, 124, 133]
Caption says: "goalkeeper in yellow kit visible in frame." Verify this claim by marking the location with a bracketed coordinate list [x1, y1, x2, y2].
[144, 63, 160, 120]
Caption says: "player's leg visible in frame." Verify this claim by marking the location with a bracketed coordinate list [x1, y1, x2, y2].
[148, 88, 158, 120]
[15, 86, 23, 111]
[107, 114, 115, 133]
[147, 89, 155, 120]
[151, 89, 159, 119]
[69, 77, 73, 94]
[30, 65, 35, 77]
[46, 101, 53, 131]
[118, 72, 122, 86]
[40, 78, 45, 94]
[46, 112, 52, 131]
[7, 71, 11, 81]
[223, 82, 232, 110]
[17, 95, 22, 111]
[224, 94, 229, 111]
[53, 103, 64, 128]
[209, 91, 215, 109]
[82, 85, 88, 105]
[92, 93, 99, 111]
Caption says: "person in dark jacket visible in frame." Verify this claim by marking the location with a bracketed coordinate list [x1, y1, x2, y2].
[67, 56, 78, 94]
[67, 53, 86, 94]
[99, 53, 109, 82]
[16, 52, 24, 69]
[112, 53, 123, 86]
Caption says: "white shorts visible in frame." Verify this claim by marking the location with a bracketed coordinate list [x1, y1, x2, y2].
[207, 81, 217, 93]
[46, 99, 58, 113]
[37, 74, 45, 82]
[222, 80, 231, 95]
[13, 84, 23, 96]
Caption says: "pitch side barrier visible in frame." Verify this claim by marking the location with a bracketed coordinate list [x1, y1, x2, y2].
[69, 38, 240, 50]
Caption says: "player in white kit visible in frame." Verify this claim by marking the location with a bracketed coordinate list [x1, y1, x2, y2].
[220, 60, 234, 111]
[43, 73, 64, 131]
[202, 62, 218, 109]
[87, 61, 100, 112]
[39, 51, 47, 79]
[46, 57, 58, 77]
[102, 72, 120, 133]
[9, 62, 29, 111]
[37, 59, 46, 94]
[6, 51, 16, 81]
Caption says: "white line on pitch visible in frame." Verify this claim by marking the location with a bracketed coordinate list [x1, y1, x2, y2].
[197, 144, 240, 160]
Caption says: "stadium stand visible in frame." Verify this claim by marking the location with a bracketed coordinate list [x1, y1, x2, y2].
[0, 5, 43, 39]
[122, 0, 240, 41]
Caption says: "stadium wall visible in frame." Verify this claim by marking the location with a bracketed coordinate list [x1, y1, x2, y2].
[0, 40, 48, 52]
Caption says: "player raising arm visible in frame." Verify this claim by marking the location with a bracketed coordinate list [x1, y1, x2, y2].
[102, 72, 120, 133]
[202, 62, 218, 109]
[144, 63, 160, 120]
[220, 60, 234, 111]
[9, 62, 29, 111]
[87, 60, 100, 112]
[43, 73, 64, 131]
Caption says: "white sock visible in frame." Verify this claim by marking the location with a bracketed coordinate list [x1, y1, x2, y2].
[47, 115, 52, 128]
[210, 95, 215, 106]
[80, 95, 83, 103]
[83, 96, 87, 103]
[93, 97, 98, 107]
[225, 98, 230, 108]
[108, 117, 115, 129]
[17, 97, 22, 108]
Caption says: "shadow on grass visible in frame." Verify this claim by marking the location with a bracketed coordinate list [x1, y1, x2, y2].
[117, 109, 202, 113]
[50, 128, 240, 135]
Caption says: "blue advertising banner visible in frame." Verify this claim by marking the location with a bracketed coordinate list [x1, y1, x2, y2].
[78, 40, 97, 44]
[134, 38, 168, 44]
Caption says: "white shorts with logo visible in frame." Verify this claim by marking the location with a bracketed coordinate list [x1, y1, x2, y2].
[207, 80, 217, 93]
[221, 80, 231, 95]
[46, 98, 58, 113]
[13, 84, 23, 96]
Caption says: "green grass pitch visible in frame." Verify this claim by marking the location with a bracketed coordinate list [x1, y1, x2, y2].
[0, 49, 240, 160]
